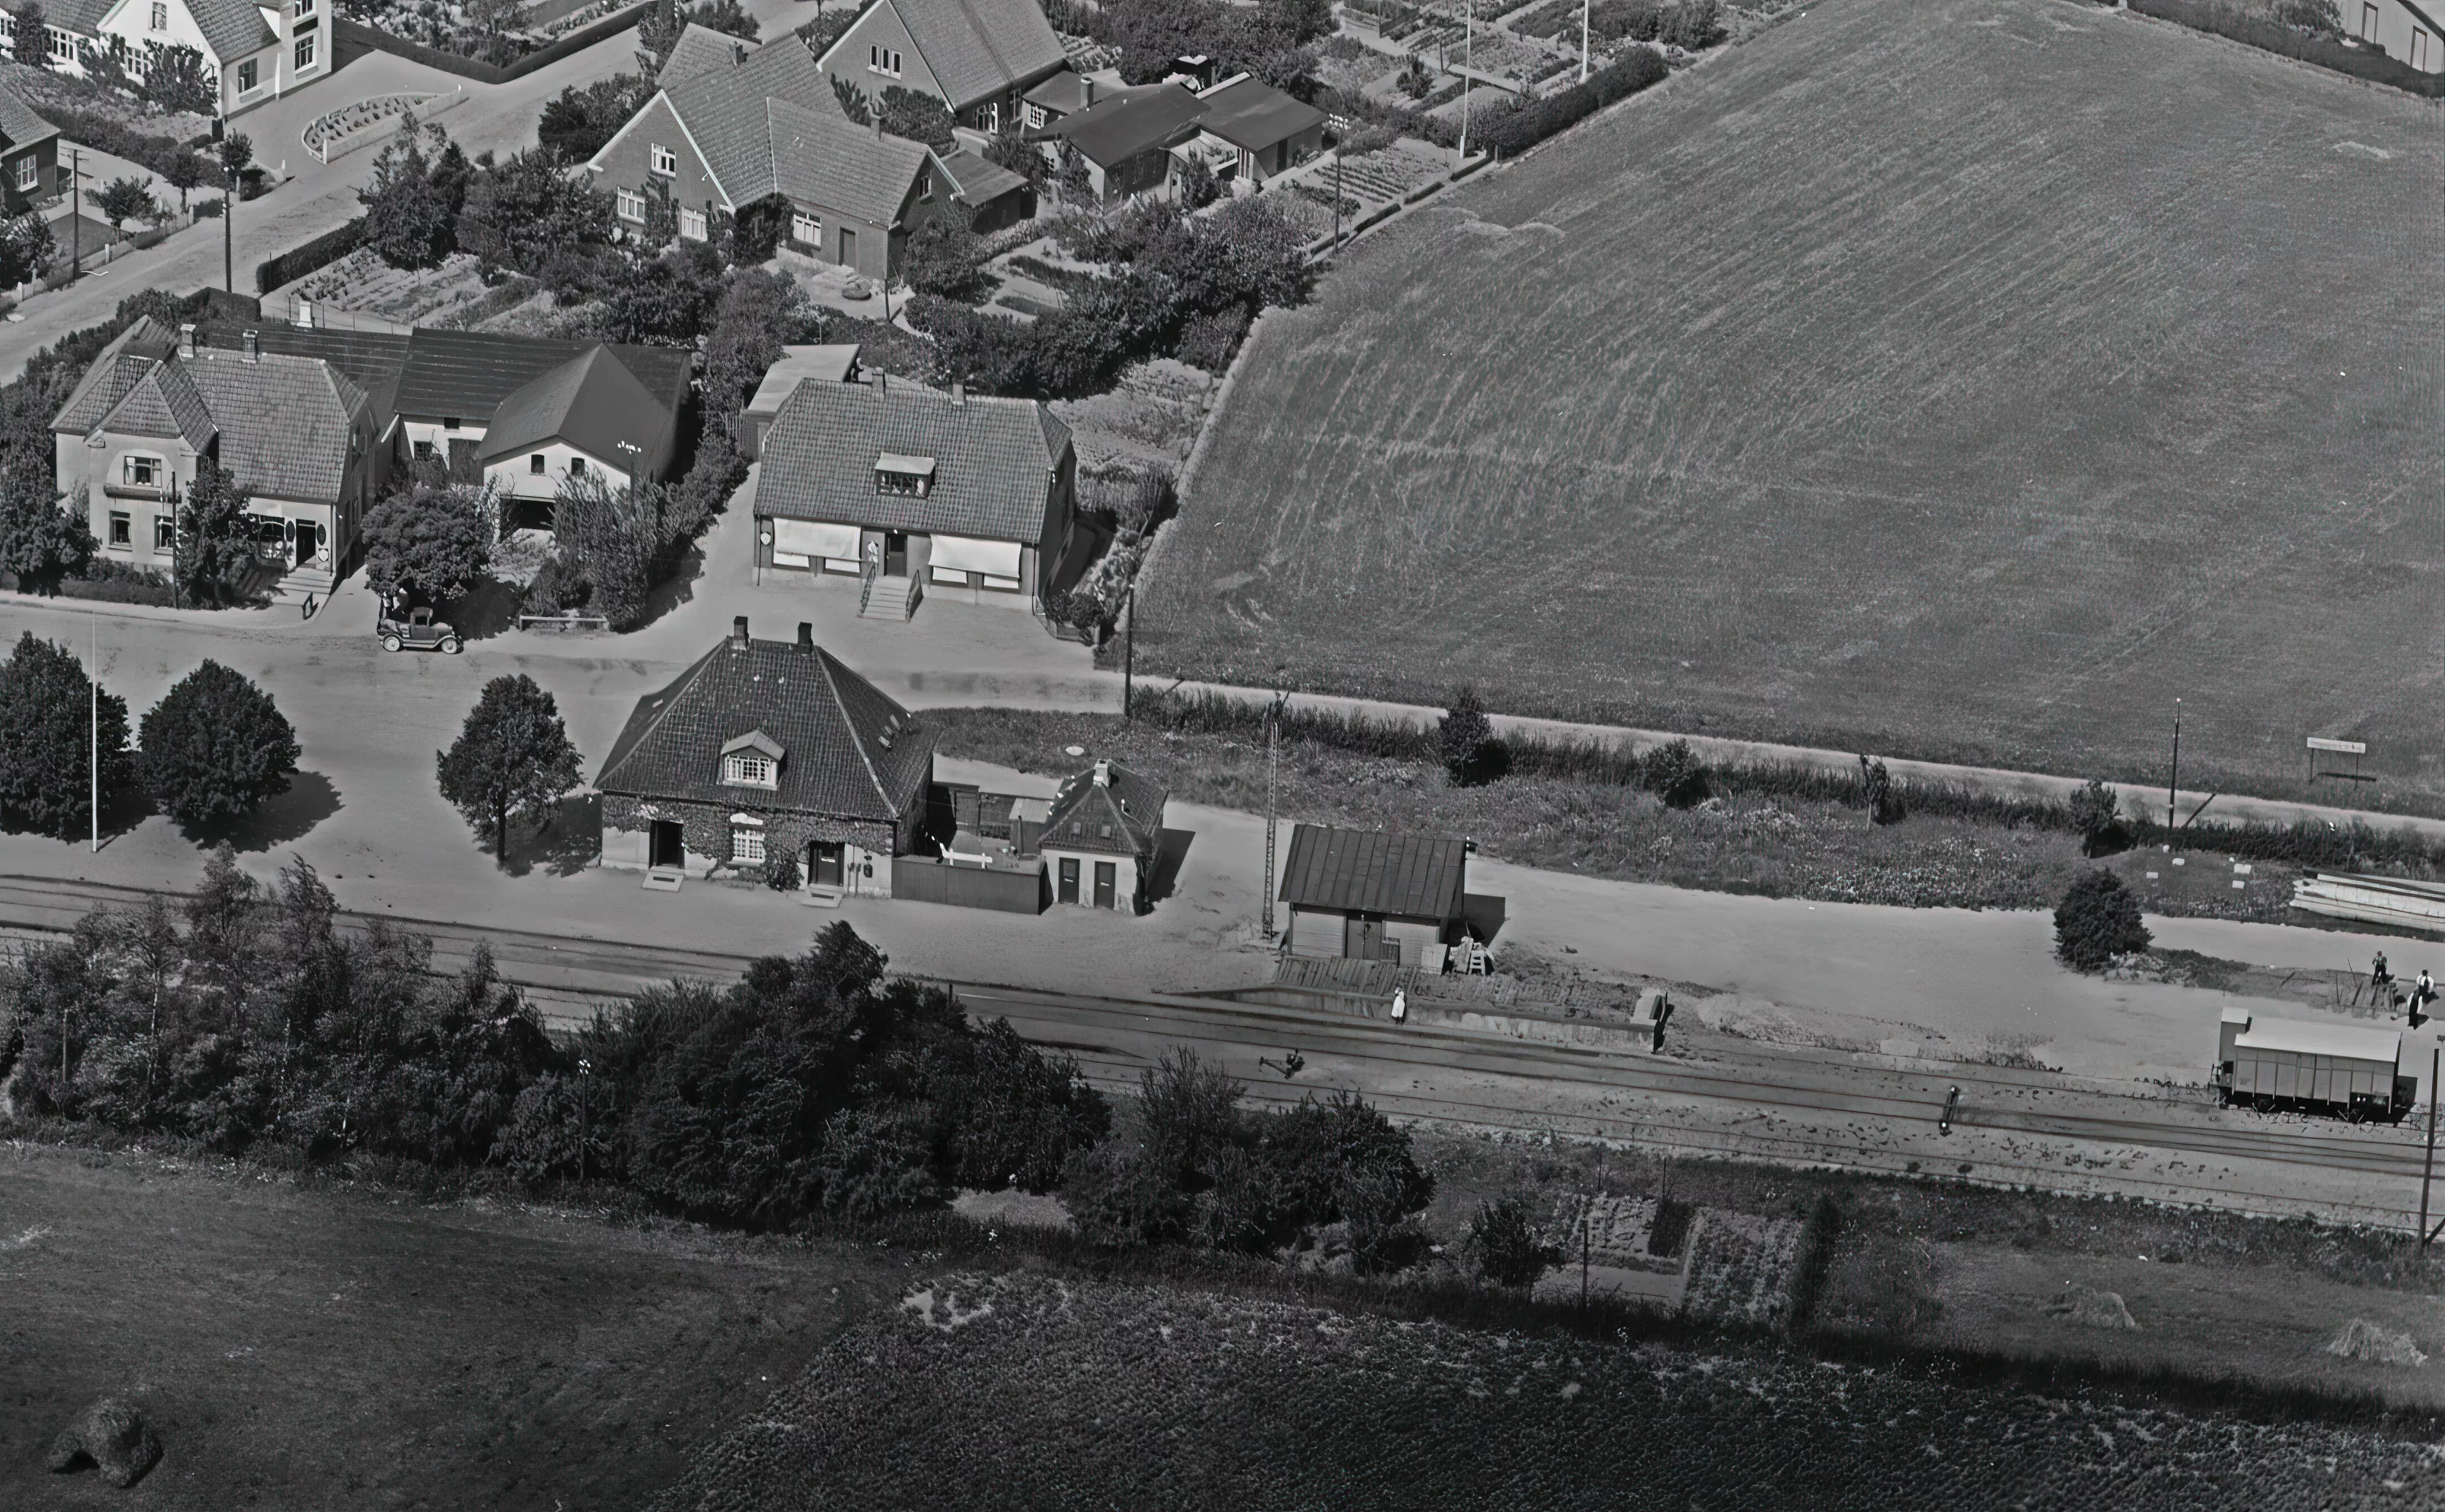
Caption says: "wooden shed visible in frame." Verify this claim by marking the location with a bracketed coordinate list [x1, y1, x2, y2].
[1278, 824, 1468, 966]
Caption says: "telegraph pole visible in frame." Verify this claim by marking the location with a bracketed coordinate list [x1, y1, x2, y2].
[67, 146, 80, 284]
[1121, 585, 1135, 722]
[2167, 698, 2182, 833]
[2422, 1047, 2440, 1253]
[88, 611, 98, 853]
[1580, 0, 1590, 82]
[1262, 693, 1283, 940]
[1459, 0, 1473, 161]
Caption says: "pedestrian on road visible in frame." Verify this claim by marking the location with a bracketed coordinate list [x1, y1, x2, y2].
[1390, 987, 1407, 1024]
[2413, 969, 2438, 1026]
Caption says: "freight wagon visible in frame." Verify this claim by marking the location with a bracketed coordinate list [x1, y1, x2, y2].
[2215, 1007, 2417, 1122]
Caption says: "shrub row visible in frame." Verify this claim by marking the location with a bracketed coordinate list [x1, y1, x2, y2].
[1472, 45, 1669, 158]
[256, 215, 367, 295]
[56, 573, 177, 607]
[2129, 0, 2445, 96]
[38, 106, 202, 182]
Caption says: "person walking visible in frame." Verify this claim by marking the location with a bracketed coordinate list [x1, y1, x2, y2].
[1390, 987, 1408, 1024]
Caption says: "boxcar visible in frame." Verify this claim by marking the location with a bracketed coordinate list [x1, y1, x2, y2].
[2216, 1007, 2417, 1121]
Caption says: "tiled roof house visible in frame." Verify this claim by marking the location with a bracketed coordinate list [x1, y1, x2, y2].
[585, 34, 993, 280]
[1, 0, 329, 119]
[49, 319, 381, 595]
[814, 0, 1070, 132]
[752, 374, 1082, 620]
[1039, 759, 1168, 911]
[595, 617, 937, 895]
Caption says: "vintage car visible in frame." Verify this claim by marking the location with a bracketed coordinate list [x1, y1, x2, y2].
[378, 605, 462, 654]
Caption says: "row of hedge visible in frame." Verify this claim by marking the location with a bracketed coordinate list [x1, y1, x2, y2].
[2129, 0, 2445, 96]
[38, 105, 208, 182]
[1471, 45, 1670, 158]
[56, 573, 178, 607]
[256, 215, 367, 295]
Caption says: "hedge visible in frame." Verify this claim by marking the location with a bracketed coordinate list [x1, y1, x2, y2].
[57, 575, 179, 606]
[1472, 45, 1669, 158]
[256, 215, 367, 295]
[39, 106, 195, 181]
[2128, 0, 2445, 96]
[332, 2, 649, 86]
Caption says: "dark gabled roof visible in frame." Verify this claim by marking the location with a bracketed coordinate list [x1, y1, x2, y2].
[862, 0, 1067, 112]
[766, 96, 934, 227]
[388, 329, 693, 427]
[194, 324, 413, 420]
[5, 0, 110, 37]
[756, 379, 1069, 543]
[934, 145, 1026, 207]
[660, 33, 831, 207]
[1040, 761, 1165, 858]
[1021, 69, 1091, 114]
[185, 0, 278, 61]
[657, 20, 748, 86]
[595, 635, 935, 823]
[177, 349, 371, 503]
[0, 83, 56, 151]
[474, 345, 676, 465]
[1048, 83, 1206, 169]
[1194, 75, 1325, 153]
[49, 318, 175, 434]
[1278, 824, 1467, 921]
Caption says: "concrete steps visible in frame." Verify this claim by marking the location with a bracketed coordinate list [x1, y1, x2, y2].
[859, 573, 920, 620]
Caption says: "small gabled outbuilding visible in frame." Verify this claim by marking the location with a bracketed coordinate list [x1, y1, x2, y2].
[1039, 759, 1167, 912]
[1278, 823, 1469, 966]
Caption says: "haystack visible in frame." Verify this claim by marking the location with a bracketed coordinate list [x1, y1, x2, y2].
[2324, 1318, 2427, 1367]
[45, 1397, 161, 1487]
[2042, 1285, 2137, 1331]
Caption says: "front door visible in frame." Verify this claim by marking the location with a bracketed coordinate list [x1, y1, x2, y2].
[2363, 1, 2379, 39]
[885, 530, 908, 576]
[811, 840, 845, 888]
[1344, 913, 1384, 960]
[1058, 857, 1080, 904]
[648, 820, 684, 870]
[1094, 860, 1117, 910]
[839, 225, 858, 270]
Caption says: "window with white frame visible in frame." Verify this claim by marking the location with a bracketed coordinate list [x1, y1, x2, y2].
[47, 28, 75, 62]
[649, 143, 676, 175]
[153, 516, 174, 551]
[2417, 26, 2436, 68]
[790, 210, 820, 245]
[616, 187, 645, 221]
[14, 155, 35, 191]
[238, 57, 258, 90]
[294, 32, 314, 69]
[122, 454, 162, 488]
[1025, 101, 1045, 129]
[0, 14, 16, 42]
[867, 43, 901, 75]
[729, 817, 766, 865]
[724, 751, 777, 787]
[296, 0, 315, 15]
[678, 206, 707, 240]
[149, 1, 166, 28]
[107, 511, 131, 547]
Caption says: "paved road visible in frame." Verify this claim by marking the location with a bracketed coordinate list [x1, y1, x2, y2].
[4, 872, 2430, 1221]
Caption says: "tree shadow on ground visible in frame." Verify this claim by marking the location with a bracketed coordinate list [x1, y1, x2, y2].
[179, 770, 343, 852]
[1146, 827, 1195, 904]
[628, 542, 709, 633]
[449, 579, 526, 641]
[498, 793, 600, 878]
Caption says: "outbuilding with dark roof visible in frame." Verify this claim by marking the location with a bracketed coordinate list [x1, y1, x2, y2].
[1278, 824, 1471, 966]
[596, 617, 937, 894]
[752, 373, 1083, 618]
[1039, 759, 1168, 912]
[0, 83, 56, 214]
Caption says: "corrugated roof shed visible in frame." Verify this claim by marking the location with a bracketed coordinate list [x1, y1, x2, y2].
[1278, 824, 1467, 920]
[882, 0, 1067, 112]
[2230, 1015, 2403, 1066]
[474, 345, 676, 465]
[595, 634, 935, 823]
[756, 379, 1069, 543]
[1040, 761, 1166, 858]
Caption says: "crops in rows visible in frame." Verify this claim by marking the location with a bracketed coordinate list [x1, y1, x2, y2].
[657, 1272, 2445, 1510]
[1141, 0, 2445, 799]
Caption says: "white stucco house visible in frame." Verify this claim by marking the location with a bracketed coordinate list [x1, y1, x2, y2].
[0, 0, 330, 117]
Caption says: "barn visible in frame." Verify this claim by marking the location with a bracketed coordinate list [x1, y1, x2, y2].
[1278, 824, 1469, 967]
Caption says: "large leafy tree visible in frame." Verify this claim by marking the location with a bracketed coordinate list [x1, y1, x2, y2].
[0, 474, 93, 591]
[359, 114, 472, 271]
[538, 75, 652, 161]
[362, 480, 497, 604]
[174, 454, 257, 606]
[601, 240, 727, 345]
[137, 660, 301, 826]
[435, 674, 584, 865]
[0, 210, 58, 286]
[0, 630, 133, 840]
[85, 176, 160, 237]
[456, 149, 614, 276]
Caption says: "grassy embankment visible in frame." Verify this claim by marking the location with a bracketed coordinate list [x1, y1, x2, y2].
[927, 695, 2445, 928]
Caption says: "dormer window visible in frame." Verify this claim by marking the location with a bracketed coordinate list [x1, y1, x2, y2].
[721, 729, 785, 789]
[874, 452, 934, 497]
[123, 454, 162, 488]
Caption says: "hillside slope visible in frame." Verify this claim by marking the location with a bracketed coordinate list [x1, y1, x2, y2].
[1140, 0, 2443, 796]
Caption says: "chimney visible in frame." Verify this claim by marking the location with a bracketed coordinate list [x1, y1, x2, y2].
[871, 110, 882, 141]
[178, 322, 195, 359]
[1092, 759, 1110, 787]
[949, 381, 965, 407]
[796, 622, 813, 654]
[731, 614, 749, 649]
[731, 38, 747, 64]
[1083, 76, 1096, 107]
[240, 329, 259, 362]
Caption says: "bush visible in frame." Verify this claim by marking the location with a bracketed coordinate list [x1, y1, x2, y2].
[1859, 755, 1904, 825]
[761, 848, 801, 890]
[1174, 305, 1248, 373]
[1062, 1140, 1193, 1248]
[1640, 737, 1709, 808]
[1438, 684, 1506, 786]
[137, 660, 301, 825]
[905, 214, 991, 301]
[256, 216, 368, 296]
[1465, 1196, 1556, 1288]
[537, 74, 652, 161]
[2067, 779, 2126, 858]
[2053, 869, 2150, 971]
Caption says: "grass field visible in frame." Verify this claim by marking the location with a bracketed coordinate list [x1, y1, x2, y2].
[0, 1145, 895, 1511]
[1143, 0, 2445, 801]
